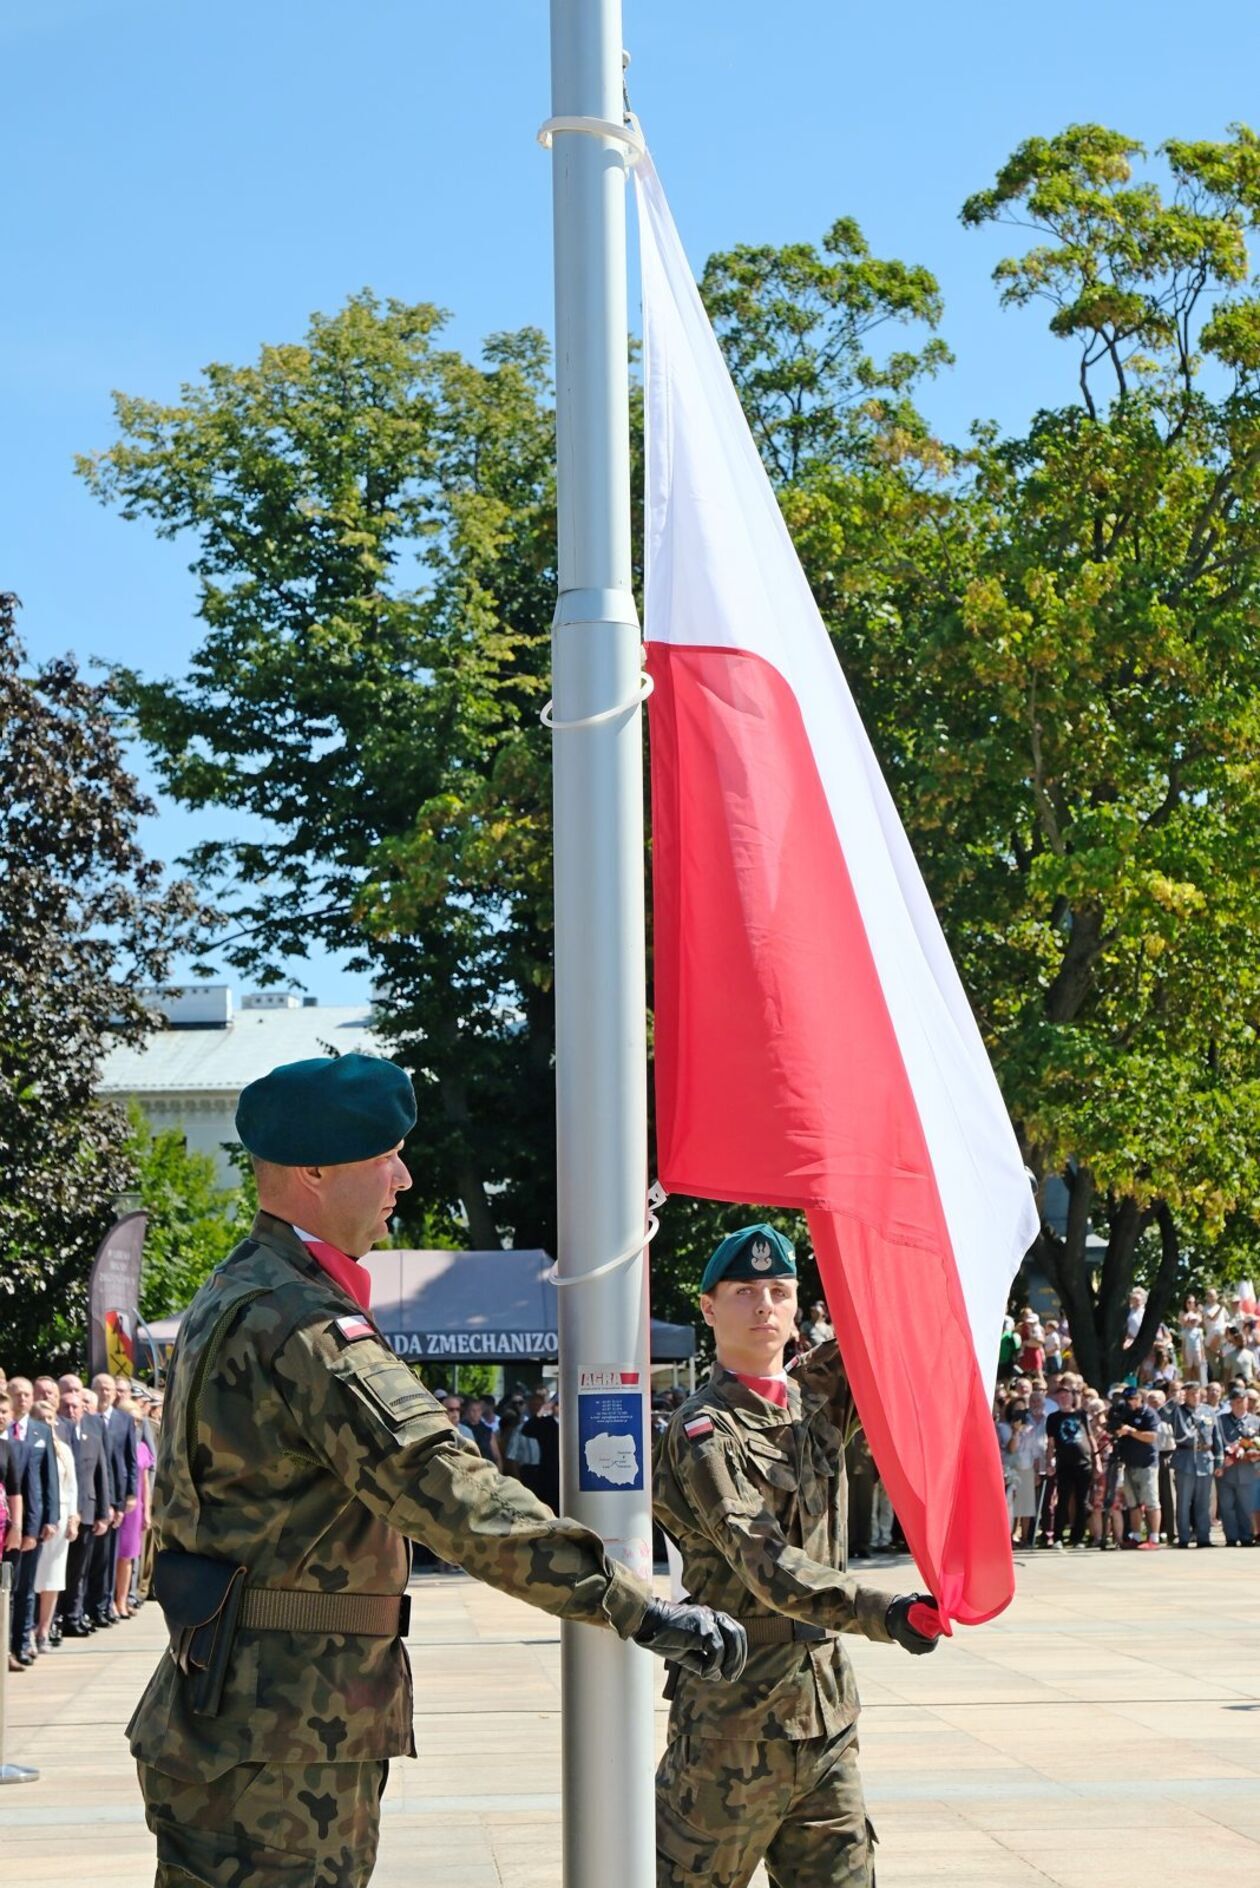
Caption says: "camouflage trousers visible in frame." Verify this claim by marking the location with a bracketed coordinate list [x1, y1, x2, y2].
[656, 1730, 875, 1887]
[139, 1758, 389, 1887]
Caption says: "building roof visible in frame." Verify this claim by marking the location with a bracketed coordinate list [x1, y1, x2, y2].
[98, 1004, 380, 1096]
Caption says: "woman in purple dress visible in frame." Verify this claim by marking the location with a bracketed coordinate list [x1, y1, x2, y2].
[113, 1393, 154, 1618]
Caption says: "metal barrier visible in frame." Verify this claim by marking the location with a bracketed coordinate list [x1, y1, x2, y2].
[0, 1560, 39, 1784]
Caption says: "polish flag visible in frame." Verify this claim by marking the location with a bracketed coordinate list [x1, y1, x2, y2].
[635, 153, 1038, 1627]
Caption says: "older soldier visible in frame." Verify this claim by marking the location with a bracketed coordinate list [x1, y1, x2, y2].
[132, 1053, 744, 1887]
[653, 1224, 943, 1888]
[1217, 1384, 1260, 1545]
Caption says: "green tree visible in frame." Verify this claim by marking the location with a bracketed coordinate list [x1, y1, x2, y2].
[126, 1104, 251, 1319]
[872, 126, 1260, 1387]
[80, 254, 938, 1280]
[696, 126, 1260, 1389]
[0, 595, 205, 1371]
[700, 218, 951, 482]
[79, 296, 557, 1253]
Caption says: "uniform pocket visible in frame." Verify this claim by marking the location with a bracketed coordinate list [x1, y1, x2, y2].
[743, 1434, 797, 1491]
[655, 1735, 721, 1876]
[342, 1357, 434, 1428]
[655, 1794, 722, 1879]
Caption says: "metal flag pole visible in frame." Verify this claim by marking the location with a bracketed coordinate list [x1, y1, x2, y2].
[543, 2, 656, 1885]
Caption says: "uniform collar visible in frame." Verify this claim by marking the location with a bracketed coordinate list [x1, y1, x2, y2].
[249, 1210, 366, 1308]
[708, 1363, 801, 1426]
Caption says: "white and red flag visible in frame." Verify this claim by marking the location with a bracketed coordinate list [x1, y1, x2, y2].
[635, 153, 1038, 1627]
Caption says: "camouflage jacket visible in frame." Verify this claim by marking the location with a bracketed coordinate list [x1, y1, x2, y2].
[130, 1213, 649, 1780]
[653, 1343, 892, 1740]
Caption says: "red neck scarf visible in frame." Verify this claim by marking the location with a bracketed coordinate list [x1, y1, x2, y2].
[301, 1235, 372, 1311]
[733, 1372, 790, 1409]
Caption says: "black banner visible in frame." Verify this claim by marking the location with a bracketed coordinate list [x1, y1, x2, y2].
[88, 1211, 148, 1380]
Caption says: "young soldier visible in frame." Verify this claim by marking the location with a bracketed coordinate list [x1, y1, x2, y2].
[653, 1224, 942, 1887]
[132, 1053, 745, 1887]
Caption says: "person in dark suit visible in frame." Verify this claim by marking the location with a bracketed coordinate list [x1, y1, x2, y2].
[81, 1384, 116, 1625]
[89, 1371, 137, 1625]
[55, 1375, 111, 1637]
[522, 1386, 561, 1512]
[5, 1375, 60, 1663]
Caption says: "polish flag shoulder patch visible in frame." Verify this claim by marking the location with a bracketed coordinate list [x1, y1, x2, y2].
[334, 1315, 376, 1343]
[683, 1415, 715, 1441]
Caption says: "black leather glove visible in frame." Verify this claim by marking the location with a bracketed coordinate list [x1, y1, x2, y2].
[885, 1593, 943, 1655]
[632, 1598, 748, 1682]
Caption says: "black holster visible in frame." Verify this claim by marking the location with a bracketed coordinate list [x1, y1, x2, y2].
[153, 1549, 247, 1718]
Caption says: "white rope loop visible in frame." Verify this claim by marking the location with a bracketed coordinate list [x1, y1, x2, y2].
[547, 1212, 660, 1289]
[541, 669, 654, 732]
[537, 112, 646, 166]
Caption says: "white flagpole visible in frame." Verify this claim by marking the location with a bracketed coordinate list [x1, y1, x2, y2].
[544, 2, 656, 1884]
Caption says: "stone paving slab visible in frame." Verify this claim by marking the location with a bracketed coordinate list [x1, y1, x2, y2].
[1, 1544, 1256, 1885]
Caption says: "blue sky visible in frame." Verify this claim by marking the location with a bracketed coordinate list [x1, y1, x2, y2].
[5, 0, 1256, 1000]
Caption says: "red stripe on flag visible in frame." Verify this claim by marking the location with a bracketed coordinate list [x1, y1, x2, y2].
[647, 640, 1012, 1626]
[809, 1214, 1012, 1625]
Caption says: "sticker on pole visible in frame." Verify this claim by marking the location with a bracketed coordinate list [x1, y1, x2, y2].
[577, 1366, 646, 1492]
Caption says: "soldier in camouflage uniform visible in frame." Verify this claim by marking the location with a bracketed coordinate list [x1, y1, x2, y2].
[653, 1224, 943, 1887]
[132, 1053, 745, 1887]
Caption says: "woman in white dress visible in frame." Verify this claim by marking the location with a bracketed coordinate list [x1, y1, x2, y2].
[33, 1396, 77, 1653]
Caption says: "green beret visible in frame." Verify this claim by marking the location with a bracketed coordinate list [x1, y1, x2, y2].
[235, 1053, 416, 1166]
[700, 1223, 797, 1294]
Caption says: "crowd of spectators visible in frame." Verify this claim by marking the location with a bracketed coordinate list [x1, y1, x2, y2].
[415, 1382, 565, 1571]
[437, 1383, 563, 1496]
[0, 1366, 158, 1676]
[991, 1291, 1260, 1554]
[8, 1283, 1252, 1662]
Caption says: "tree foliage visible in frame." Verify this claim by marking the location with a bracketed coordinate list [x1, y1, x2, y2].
[675, 126, 1260, 1384]
[701, 217, 951, 483]
[784, 125, 1260, 1386]
[79, 256, 935, 1275]
[127, 1104, 252, 1321]
[79, 297, 557, 1253]
[0, 596, 204, 1371]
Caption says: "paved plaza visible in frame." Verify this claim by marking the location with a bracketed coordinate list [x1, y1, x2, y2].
[4, 1546, 1258, 1885]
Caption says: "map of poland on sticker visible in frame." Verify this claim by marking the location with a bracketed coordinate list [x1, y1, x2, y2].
[583, 1431, 640, 1486]
[576, 1369, 646, 1492]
